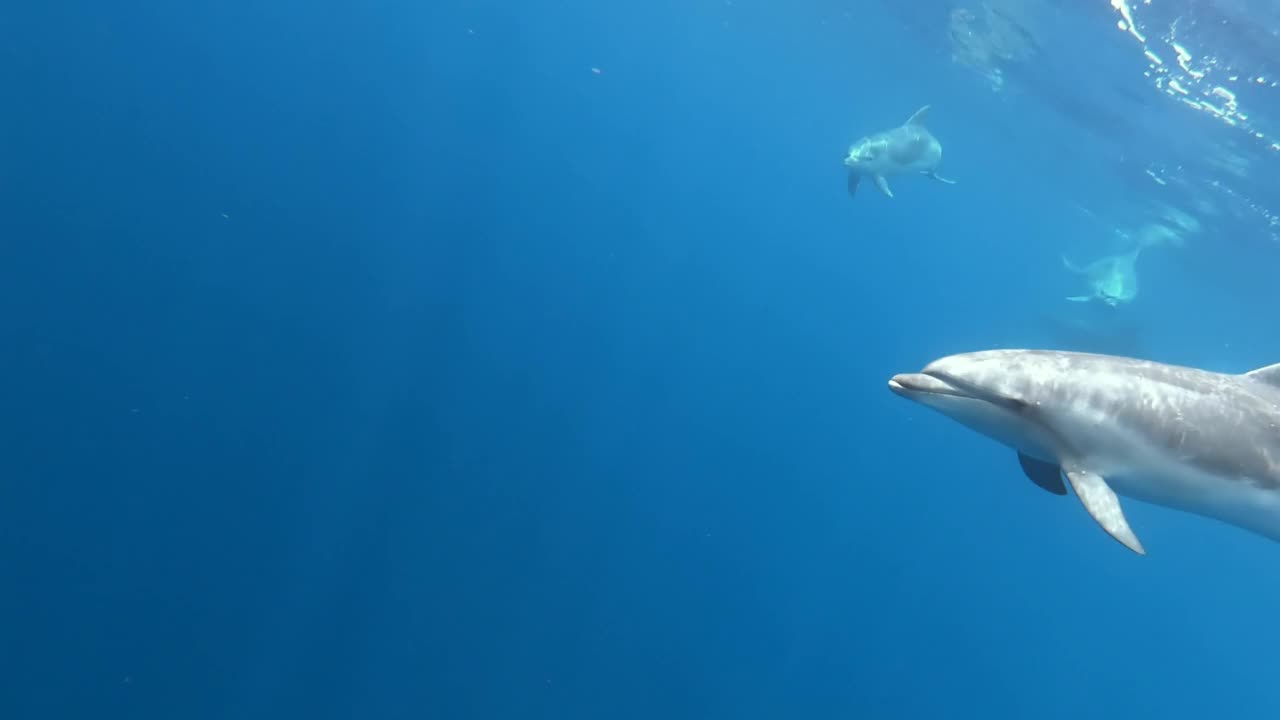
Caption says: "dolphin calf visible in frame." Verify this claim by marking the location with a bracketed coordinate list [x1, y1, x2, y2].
[844, 105, 956, 199]
[888, 349, 1280, 555]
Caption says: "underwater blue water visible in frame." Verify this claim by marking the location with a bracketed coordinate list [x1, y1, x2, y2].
[4, 0, 1280, 717]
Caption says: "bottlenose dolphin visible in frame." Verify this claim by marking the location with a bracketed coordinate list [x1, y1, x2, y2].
[844, 105, 956, 199]
[1062, 223, 1179, 306]
[1062, 245, 1144, 306]
[888, 349, 1280, 555]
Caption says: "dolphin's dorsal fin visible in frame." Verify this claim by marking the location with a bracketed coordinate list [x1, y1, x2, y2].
[1245, 362, 1280, 386]
[904, 105, 931, 127]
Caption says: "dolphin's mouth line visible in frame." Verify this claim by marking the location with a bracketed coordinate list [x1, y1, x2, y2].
[890, 370, 1028, 414]
[912, 378, 962, 397]
[888, 372, 969, 399]
[922, 370, 980, 398]
[921, 369, 1030, 413]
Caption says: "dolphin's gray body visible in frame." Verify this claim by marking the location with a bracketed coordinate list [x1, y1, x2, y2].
[889, 349, 1280, 555]
[844, 105, 955, 198]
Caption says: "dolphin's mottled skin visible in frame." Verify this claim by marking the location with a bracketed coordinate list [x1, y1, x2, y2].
[843, 105, 955, 199]
[889, 349, 1280, 555]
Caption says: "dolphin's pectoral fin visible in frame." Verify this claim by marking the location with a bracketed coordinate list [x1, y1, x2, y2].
[1065, 295, 1091, 303]
[1064, 468, 1146, 555]
[904, 105, 931, 127]
[1016, 453, 1067, 495]
[847, 172, 860, 198]
[925, 171, 956, 185]
[873, 175, 894, 198]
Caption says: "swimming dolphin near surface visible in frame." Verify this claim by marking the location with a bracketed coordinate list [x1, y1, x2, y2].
[844, 105, 956, 199]
[1061, 223, 1180, 306]
[888, 349, 1280, 555]
[1062, 245, 1143, 306]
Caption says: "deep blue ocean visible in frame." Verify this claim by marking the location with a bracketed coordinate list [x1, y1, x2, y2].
[5, 1, 1280, 717]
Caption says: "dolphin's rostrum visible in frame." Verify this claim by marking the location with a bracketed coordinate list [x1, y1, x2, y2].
[889, 349, 1280, 555]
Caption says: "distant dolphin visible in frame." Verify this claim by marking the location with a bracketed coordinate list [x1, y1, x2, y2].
[1062, 244, 1144, 306]
[844, 105, 956, 198]
[1062, 225, 1176, 306]
[889, 349, 1280, 555]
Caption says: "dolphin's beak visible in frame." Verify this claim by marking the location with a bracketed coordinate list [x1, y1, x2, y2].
[888, 372, 964, 398]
